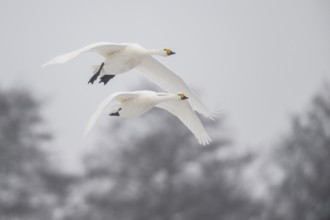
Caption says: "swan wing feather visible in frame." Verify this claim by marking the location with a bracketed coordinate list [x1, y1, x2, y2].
[43, 42, 126, 66]
[156, 100, 211, 145]
[84, 92, 138, 135]
[136, 56, 215, 119]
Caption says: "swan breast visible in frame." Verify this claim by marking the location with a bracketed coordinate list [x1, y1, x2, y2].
[119, 92, 156, 117]
[103, 44, 147, 74]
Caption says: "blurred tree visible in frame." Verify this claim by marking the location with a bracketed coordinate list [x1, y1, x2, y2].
[65, 109, 261, 220]
[0, 88, 74, 220]
[269, 83, 330, 220]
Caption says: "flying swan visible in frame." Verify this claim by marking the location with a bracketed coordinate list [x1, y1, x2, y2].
[43, 42, 215, 119]
[84, 90, 211, 146]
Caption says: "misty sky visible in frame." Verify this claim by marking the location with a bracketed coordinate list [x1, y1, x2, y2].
[1, 0, 329, 171]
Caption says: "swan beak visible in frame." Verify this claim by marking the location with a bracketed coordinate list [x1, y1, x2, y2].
[178, 93, 189, 100]
[168, 51, 176, 56]
[165, 48, 176, 56]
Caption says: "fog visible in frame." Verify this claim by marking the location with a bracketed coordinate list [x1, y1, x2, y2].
[1, 1, 330, 219]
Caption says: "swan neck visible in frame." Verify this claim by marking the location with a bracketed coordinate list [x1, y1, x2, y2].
[156, 94, 178, 103]
[147, 49, 164, 56]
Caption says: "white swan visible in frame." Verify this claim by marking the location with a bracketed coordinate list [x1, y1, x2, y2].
[84, 90, 211, 146]
[43, 42, 215, 119]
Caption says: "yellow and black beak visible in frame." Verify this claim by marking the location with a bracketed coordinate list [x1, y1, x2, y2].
[165, 48, 176, 56]
[178, 93, 189, 100]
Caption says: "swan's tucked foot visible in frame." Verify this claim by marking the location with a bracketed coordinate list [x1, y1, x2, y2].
[88, 72, 100, 84]
[99, 74, 115, 85]
[109, 108, 121, 116]
[88, 62, 104, 84]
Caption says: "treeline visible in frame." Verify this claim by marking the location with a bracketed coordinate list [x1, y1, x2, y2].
[0, 83, 329, 220]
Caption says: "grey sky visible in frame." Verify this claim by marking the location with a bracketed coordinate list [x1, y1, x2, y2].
[1, 0, 329, 171]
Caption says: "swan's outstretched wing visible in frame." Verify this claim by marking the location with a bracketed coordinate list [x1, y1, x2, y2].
[156, 100, 211, 145]
[135, 56, 215, 120]
[84, 92, 138, 135]
[43, 42, 126, 66]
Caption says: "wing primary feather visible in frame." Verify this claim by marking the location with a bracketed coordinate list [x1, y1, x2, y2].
[136, 56, 216, 119]
[84, 94, 116, 136]
[43, 42, 125, 67]
[156, 100, 211, 145]
[84, 92, 138, 135]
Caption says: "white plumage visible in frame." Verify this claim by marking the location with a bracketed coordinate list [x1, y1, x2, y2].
[44, 42, 215, 119]
[84, 90, 211, 146]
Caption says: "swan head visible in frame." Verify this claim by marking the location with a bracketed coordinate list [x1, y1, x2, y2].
[164, 48, 176, 56]
[178, 93, 189, 100]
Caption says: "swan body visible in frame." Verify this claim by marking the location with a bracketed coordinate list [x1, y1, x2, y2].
[44, 42, 215, 119]
[84, 90, 211, 145]
[95, 43, 148, 75]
